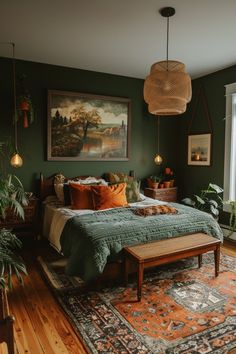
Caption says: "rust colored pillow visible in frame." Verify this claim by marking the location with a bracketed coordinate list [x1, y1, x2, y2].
[92, 183, 128, 210]
[69, 183, 94, 210]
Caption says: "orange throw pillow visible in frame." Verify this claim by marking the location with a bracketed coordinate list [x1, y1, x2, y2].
[69, 183, 94, 210]
[92, 183, 128, 210]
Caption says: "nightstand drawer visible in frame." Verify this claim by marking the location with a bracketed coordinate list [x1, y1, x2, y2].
[144, 187, 177, 202]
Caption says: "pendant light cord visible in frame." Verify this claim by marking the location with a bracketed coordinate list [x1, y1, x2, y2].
[157, 116, 160, 153]
[166, 16, 169, 71]
[12, 42, 18, 153]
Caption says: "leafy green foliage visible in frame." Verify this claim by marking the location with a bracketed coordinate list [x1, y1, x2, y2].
[0, 174, 28, 220]
[0, 140, 28, 290]
[181, 183, 223, 219]
[224, 200, 236, 236]
[0, 229, 27, 289]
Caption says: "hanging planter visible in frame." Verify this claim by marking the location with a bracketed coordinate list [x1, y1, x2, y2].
[17, 94, 34, 128]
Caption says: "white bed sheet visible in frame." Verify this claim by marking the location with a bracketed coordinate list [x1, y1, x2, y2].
[43, 194, 167, 253]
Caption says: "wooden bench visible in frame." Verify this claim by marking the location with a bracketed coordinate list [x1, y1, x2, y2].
[124, 233, 221, 301]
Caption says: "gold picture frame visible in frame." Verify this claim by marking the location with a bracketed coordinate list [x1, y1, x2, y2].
[188, 133, 211, 166]
[47, 90, 131, 161]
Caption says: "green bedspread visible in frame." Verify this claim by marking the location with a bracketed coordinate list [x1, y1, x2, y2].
[60, 203, 223, 281]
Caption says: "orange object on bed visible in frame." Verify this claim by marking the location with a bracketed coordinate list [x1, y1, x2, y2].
[69, 183, 94, 209]
[92, 183, 128, 210]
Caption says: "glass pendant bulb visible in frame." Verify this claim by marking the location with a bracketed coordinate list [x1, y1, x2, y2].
[154, 154, 163, 165]
[10, 152, 23, 168]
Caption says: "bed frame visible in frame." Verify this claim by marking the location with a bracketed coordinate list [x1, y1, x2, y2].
[39, 173, 132, 282]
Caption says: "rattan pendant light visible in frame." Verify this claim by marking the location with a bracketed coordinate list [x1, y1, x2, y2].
[144, 7, 192, 116]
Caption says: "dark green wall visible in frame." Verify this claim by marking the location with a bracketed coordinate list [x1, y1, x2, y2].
[177, 65, 236, 201]
[0, 57, 179, 193]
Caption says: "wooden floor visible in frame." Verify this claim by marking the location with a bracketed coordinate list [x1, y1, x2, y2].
[0, 239, 236, 354]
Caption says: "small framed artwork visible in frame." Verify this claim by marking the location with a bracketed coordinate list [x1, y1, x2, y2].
[188, 133, 211, 166]
[47, 90, 131, 161]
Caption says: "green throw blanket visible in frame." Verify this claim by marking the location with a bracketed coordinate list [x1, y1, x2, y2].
[60, 203, 223, 281]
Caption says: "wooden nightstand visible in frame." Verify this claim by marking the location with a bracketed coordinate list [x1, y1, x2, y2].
[0, 198, 39, 237]
[144, 187, 178, 202]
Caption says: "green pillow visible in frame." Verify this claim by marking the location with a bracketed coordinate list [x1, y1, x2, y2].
[109, 178, 141, 203]
[125, 179, 141, 203]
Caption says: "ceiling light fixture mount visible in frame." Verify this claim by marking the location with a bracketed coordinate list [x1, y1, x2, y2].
[144, 6, 192, 116]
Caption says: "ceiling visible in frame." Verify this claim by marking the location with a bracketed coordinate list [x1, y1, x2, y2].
[0, 0, 235, 80]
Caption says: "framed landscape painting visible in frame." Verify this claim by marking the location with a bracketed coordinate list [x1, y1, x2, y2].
[47, 90, 131, 161]
[188, 133, 211, 166]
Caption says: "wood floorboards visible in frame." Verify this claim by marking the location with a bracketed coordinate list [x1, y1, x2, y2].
[0, 240, 88, 354]
[0, 238, 235, 354]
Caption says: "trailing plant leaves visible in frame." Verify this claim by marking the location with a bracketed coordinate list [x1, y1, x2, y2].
[209, 204, 219, 217]
[181, 198, 195, 207]
[182, 183, 223, 219]
[207, 200, 218, 208]
[194, 195, 205, 204]
[209, 183, 224, 194]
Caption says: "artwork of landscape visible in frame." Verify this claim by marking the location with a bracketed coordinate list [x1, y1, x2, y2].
[47, 90, 130, 160]
[188, 134, 211, 166]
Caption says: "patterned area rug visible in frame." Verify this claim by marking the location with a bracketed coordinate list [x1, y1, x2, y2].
[38, 253, 236, 353]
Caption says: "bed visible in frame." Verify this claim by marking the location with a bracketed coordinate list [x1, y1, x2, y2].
[40, 173, 224, 282]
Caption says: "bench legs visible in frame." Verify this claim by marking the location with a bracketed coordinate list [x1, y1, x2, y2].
[214, 244, 220, 277]
[198, 254, 202, 268]
[137, 263, 144, 302]
[125, 245, 221, 302]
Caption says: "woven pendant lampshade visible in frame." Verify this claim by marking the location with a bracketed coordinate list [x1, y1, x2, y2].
[144, 7, 192, 116]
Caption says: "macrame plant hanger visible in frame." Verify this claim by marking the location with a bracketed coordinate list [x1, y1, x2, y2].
[188, 85, 213, 135]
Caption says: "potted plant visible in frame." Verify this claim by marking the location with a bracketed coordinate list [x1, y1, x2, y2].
[163, 167, 175, 188]
[17, 93, 34, 128]
[224, 200, 236, 236]
[17, 75, 34, 128]
[181, 183, 223, 219]
[147, 175, 161, 189]
[0, 140, 28, 289]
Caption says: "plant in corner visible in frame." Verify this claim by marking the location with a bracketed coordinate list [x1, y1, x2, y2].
[224, 200, 236, 236]
[0, 140, 28, 290]
[181, 183, 224, 219]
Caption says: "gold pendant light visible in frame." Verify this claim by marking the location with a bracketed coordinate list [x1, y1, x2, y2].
[144, 7, 192, 116]
[10, 43, 23, 168]
[154, 116, 163, 165]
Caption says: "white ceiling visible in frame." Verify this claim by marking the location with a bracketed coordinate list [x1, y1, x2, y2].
[0, 0, 235, 80]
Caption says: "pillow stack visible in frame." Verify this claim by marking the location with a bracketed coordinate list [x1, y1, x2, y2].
[53, 174, 129, 210]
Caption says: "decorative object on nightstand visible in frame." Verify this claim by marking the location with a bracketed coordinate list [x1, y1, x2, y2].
[144, 186, 178, 202]
[147, 175, 161, 189]
[0, 196, 39, 237]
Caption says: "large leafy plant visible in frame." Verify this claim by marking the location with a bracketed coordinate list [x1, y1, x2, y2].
[0, 140, 28, 290]
[0, 229, 27, 289]
[224, 200, 236, 236]
[182, 183, 223, 219]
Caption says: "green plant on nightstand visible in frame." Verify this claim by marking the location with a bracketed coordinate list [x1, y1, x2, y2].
[147, 175, 162, 189]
